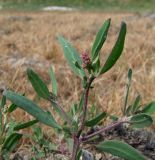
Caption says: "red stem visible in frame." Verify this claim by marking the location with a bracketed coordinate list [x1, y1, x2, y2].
[77, 76, 95, 137]
[71, 76, 95, 160]
[71, 136, 80, 160]
[80, 120, 129, 142]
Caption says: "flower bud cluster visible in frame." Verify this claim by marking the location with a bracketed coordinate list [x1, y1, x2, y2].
[81, 52, 91, 68]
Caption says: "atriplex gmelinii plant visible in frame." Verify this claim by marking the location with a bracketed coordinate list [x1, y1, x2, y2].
[2, 18, 155, 160]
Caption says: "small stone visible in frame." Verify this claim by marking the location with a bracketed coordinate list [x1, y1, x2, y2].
[95, 153, 102, 160]
[82, 150, 94, 160]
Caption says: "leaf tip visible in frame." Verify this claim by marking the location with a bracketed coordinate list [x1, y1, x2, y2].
[121, 21, 127, 31]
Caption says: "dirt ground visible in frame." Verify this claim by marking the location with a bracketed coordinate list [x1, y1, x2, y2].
[0, 10, 155, 126]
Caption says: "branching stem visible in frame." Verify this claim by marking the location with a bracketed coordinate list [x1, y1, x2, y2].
[80, 120, 129, 142]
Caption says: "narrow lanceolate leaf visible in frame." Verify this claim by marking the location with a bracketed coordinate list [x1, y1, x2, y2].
[76, 149, 82, 160]
[96, 140, 147, 160]
[128, 68, 132, 83]
[123, 69, 132, 116]
[126, 105, 132, 116]
[49, 66, 58, 96]
[92, 57, 100, 74]
[27, 68, 50, 100]
[79, 93, 84, 112]
[14, 119, 38, 131]
[0, 95, 6, 109]
[99, 22, 126, 74]
[130, 113, 153, 128]
[141, 101, 155, 115]
[2, 133, 22, 154]
[91, 18, 111, 61]
[3, 90, 61, 129]
[50, 100, 71, 124]
[0, 96, 6, 133]
[8, 103, 17, 113]
[58, 35, 85, 78]
[8, 94, 25, 113]
[131, 95, 141, 113]
[85, 112, 107, 127]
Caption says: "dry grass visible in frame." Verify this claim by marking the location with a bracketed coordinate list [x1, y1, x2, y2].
[0, 10, 155, 126]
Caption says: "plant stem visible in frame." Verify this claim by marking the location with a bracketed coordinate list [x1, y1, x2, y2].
[71, 135, 80, 160]
[77, 76, 95, 137]
[80, 120, 129, 142]
[71, 76, 95, 160]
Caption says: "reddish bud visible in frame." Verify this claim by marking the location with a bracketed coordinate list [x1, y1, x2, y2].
[81, 52, 91, 68]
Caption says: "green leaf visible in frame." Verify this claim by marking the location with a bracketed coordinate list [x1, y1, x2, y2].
[49, 66, 58, 96]
[85, 112, 107, 127]
[27, 68, 50, 100]
[2, 133, 22, 154]
[0, 95, 6, 109]
[50, 100, 71, 123]
[0, 96, 6, 134]
[126, 105, 132, 116]
[76, 149, 82, 160]
[62, 126, 72, 136]
[71, 103, 78, 116]
[131, 95, 141, 114]
[99, 22, 126, 74]
[92, 56, 100, 74]
[91, 18, 111, 61]
[78, 93, 84, 112]
[58, 35, 85, 78]
[71, 119, 79, 133]
[141, 101, 155, 115]
[3, 90, 61, 129]
[66, 138, 73, 153]
[8, 103, 17, 113]
[96, 140, 147, 160]
[128, 68, 132, 83]
[82, 76, 87, 89]
[130, 113, 153, 128]
[8, 94, 25, 113]
[109, 115, 118, 121]
[123, 69, 132, 116]
[14, 119, 38, 131]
